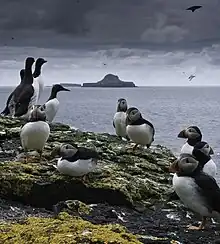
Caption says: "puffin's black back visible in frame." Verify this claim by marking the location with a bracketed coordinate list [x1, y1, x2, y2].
[194, 172, 220, 213]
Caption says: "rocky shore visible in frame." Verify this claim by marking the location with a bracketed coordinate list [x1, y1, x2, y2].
[0, 116, 219, 243]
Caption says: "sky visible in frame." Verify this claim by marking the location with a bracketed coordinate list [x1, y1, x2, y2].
[0, 0, 220, 86]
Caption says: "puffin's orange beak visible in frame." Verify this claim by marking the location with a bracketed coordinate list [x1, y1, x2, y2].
[169, 159, 179, 173]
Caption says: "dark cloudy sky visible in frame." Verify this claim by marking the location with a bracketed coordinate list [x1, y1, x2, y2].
[0, 0, 219, 49]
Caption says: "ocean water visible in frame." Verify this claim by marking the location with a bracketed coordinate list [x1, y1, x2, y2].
[1, 86, 220, 180]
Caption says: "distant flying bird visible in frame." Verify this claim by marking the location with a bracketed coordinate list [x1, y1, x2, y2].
[188, 75, 196, 81]
[186, 6, 202, 12]
[103, 63, 107, 66]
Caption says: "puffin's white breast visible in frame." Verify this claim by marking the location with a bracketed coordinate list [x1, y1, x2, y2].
[203, 159, 217, 178]
[113, 112, 127, 138]
[57, 158, 96, 176]
[45, 98, 59, 122]
[180, 143, 193, 155]
[20, 121, 50, 151]
[172, 174, 211, 217]
[126, 124, 153, 145]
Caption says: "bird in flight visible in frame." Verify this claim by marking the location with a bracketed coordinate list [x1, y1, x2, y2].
[186, 6, 202, 12]
[188, 75, 196, 81]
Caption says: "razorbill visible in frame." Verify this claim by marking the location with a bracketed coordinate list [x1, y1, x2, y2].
[44, 84, 70, 123]
[126, 107, 155, 150]
[32, 58, 47, 102]
[13, 57, 36, 119]
[192, 141, 216, 178]
[1, 69, 25, 116]
[20, 104, 50, 162]
[178, 126, 204, 155]
[169, 154, 220, 230]
[51, 143, 99, 177]
[113, 98, 130, 140]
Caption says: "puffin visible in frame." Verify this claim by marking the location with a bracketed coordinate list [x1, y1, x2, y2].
[168, 141, 216, 202]
[20, 104, 50, 162]
[169, 154, 220, 230]
[44, 84, 70, 123]
[178, 126, 205, 155]
[113, 98, 130, 140]
[13, 57, 36, 119]
[51, 143, 99, 177]
[126, 107, 155, 150]
[32, 58, 47, 102]
[1, 69, 25, 116]
[192, 141, 216, 178]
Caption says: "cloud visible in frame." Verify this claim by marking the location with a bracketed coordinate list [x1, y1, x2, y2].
[0, 0, 219, 49]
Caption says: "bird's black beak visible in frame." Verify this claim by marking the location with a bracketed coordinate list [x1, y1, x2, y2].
[178, 130, 187, 138]
[43, 60, 47, 64]
[62, 87, 70, 92]
[209, 147, 214, 155]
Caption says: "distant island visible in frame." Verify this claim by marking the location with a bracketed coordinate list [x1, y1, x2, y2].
[60, 83, 81, 87]
[82, 74, 136, 88]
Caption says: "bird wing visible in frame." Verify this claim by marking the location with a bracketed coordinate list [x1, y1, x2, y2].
[186, 6, 202, 11]
[62, 148, 99, 162]
[1, 91, 14, 115]
[142, 118, 155, 137]
[194, 173, 220, 213]
[113, 120, 115, 128]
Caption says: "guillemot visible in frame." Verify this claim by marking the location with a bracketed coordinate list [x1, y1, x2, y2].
[1, 69, 25, 116]
[44, 84, 70, 123]
[32, 58, 47, 103]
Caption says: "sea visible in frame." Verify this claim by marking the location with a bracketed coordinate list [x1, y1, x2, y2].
[1, 86, 220, 181]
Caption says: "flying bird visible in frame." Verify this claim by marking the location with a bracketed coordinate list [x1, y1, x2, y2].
[186, 6, 202, 12]
[188, 75, 196, 81]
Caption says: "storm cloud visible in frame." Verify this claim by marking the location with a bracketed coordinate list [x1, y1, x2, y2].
[0, 0, 220, 49]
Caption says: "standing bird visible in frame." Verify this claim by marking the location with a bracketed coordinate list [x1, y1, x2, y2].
[178, 126, 204, 155]
[192, 141, 216, 178]
[169, 154, 220, 230]
[126, 107, 155, 150]
[13, 57, 36, 119]
[32, 58, 47, 103]
[51, 143, 99, 177]
[186, 6, 202, 12]
[1, 69, 25, 116]
[44, 84, 70, 123]
[113, 98, 130, 140]
[20, 105, 50, 162]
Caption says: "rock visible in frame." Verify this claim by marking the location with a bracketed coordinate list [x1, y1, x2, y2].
[83, 74, 136, 87]
[0, 212, 141, 244]
[0, 115, 174, 209]
[0, 116, 218, 243]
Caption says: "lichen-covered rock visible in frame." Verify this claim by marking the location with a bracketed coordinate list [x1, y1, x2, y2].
[0, 116, 175, 209]
[0, 212, 141, 244]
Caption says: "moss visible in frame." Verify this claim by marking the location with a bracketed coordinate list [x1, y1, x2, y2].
[0, 213, 142, 244]
[0, 116, 175, 208]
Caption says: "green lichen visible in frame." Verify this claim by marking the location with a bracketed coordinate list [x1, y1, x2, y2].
[0, 213, 142, 244]
[0, 116, 175, 208]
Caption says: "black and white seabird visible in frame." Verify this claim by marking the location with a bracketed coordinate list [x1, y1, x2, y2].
[169, 154, 220, 230]
[20, 104, 50, 162]
[178, 126, 204, 155]
[113, 98, 130, 141]
[44, 84, 70, 123]
[192, 141, 216, 178]
[13, 57, 36, 119]
[126, 107, 155, 150]
[32, 58, 47, 103]
[1, 69, 25, 116]
[51, 143, 99, 177]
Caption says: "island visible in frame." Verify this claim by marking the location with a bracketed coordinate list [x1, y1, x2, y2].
[82, 74, 136, 87]
[60, 83, 81, 87]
